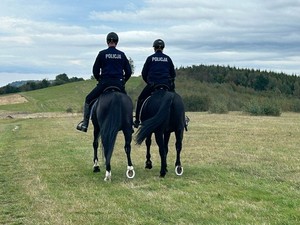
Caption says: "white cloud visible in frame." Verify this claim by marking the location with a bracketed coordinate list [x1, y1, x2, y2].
[0, 0, 300, 87]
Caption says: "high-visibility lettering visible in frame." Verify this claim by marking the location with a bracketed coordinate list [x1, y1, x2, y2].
[106, 54, 122, 59]
[152, 57, 168, 62]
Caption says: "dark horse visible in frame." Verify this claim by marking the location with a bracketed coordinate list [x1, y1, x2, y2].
[135, 88, 185, 177]
[91, 89, 135, 181]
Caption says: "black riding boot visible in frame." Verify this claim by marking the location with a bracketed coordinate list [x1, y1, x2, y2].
[133, 99, 142, 128]
[76, 103, 90, 132]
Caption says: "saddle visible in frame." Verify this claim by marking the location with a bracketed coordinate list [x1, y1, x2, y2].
[103, 86, 122, 93]
[139, 85, 170, 120]
[153, 84, 170, 91]
[91, 86, 123, 119]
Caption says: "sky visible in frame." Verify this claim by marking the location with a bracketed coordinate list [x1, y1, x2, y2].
[1, 0, 300, 87]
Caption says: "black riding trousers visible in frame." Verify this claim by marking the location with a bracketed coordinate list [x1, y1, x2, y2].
[86, 80, 125, 105]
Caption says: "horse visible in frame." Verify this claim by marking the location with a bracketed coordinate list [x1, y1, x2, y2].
[135, 87, 186, 177]
[91, 88, 135, 181]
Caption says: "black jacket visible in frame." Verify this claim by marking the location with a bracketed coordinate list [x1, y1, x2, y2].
[93, 46, 132, 83]
[142, 50, 175, 86]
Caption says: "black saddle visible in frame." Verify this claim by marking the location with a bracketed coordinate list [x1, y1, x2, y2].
[103, 86, 122, 93]
[91, 86, 122, 118]
[153, 84, 170, 91]
[140, 85, 170, 120]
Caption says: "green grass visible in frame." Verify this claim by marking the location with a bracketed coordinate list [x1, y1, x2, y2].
[1, 76, 300, 114]
[0, 80, 95, 113]
[1, 112, 299, 224]
[0, 78, 144, 114]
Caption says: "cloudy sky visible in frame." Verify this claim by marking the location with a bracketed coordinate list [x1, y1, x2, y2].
[1, 0, 300, 87]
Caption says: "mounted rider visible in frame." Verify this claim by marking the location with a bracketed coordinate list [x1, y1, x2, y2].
[77, 32, 132, 132]
[134, 39, 176, 127]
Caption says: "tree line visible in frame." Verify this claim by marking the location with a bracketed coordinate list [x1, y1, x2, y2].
[1, 65, 300, 99]
[0, 73, 84, 95]
[176, 65, 300, 98]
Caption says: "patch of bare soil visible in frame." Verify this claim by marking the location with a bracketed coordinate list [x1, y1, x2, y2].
[0, 94, 80, 119]
[0, 94, 28, 105]
[0, 112, 80, 119]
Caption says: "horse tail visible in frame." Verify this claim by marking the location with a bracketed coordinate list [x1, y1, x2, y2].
[136, 91, 174, 145]
[100, 93, 122, 162]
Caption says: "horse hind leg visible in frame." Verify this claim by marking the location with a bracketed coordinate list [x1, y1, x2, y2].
[164, 132, 171, 173]
[174, 130, 184, 176]
[93, 130, 100, 173]
[123, 129, 135, 179]
[145, 135, 153, 169]
[124, 144, 135, 179]
[103, 145, 113, 181]
[155, 132, 167, 178]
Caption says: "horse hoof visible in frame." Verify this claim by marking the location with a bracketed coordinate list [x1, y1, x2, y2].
[145, 161, 152, 169]
[126, 166, 135, 179]
[159, 171, 166, 178]
[175, 166, 183, 176]
[93, 166, 100, 173]
[104, 171, 111, 181]
[104, 177, 111, 181]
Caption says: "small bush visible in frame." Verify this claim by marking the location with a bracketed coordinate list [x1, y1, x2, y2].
[209, 101, 229, 114]
[243, 99, 281, 116]
[66, 107, 73, 113]
[183, 95, 211, 112]
[291, 99, 300, 112]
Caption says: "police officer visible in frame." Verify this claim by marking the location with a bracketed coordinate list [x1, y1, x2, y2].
[77, 32, 132, 132]
[134, 39, 176, 127]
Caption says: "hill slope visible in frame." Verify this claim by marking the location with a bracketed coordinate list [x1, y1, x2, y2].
[0, 74, 299, 114]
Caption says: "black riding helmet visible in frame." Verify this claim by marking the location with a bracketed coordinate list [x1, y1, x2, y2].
[153, 39, 165, 49]
[106, 32, 119, 44]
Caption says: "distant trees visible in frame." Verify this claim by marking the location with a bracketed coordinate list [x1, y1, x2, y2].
[128, 57, 135, 74]
[54, 73, 70, 85]
[173, 64, 300, 114]
[176, 65, 300, 97]
[1, 64, 300, 114]
[0, 73, 84, 95]
[293, 81, 300, 97]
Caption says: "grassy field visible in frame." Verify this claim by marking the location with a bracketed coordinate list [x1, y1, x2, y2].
[1, 112, 299, 224]
[0, 78, 143, 114]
